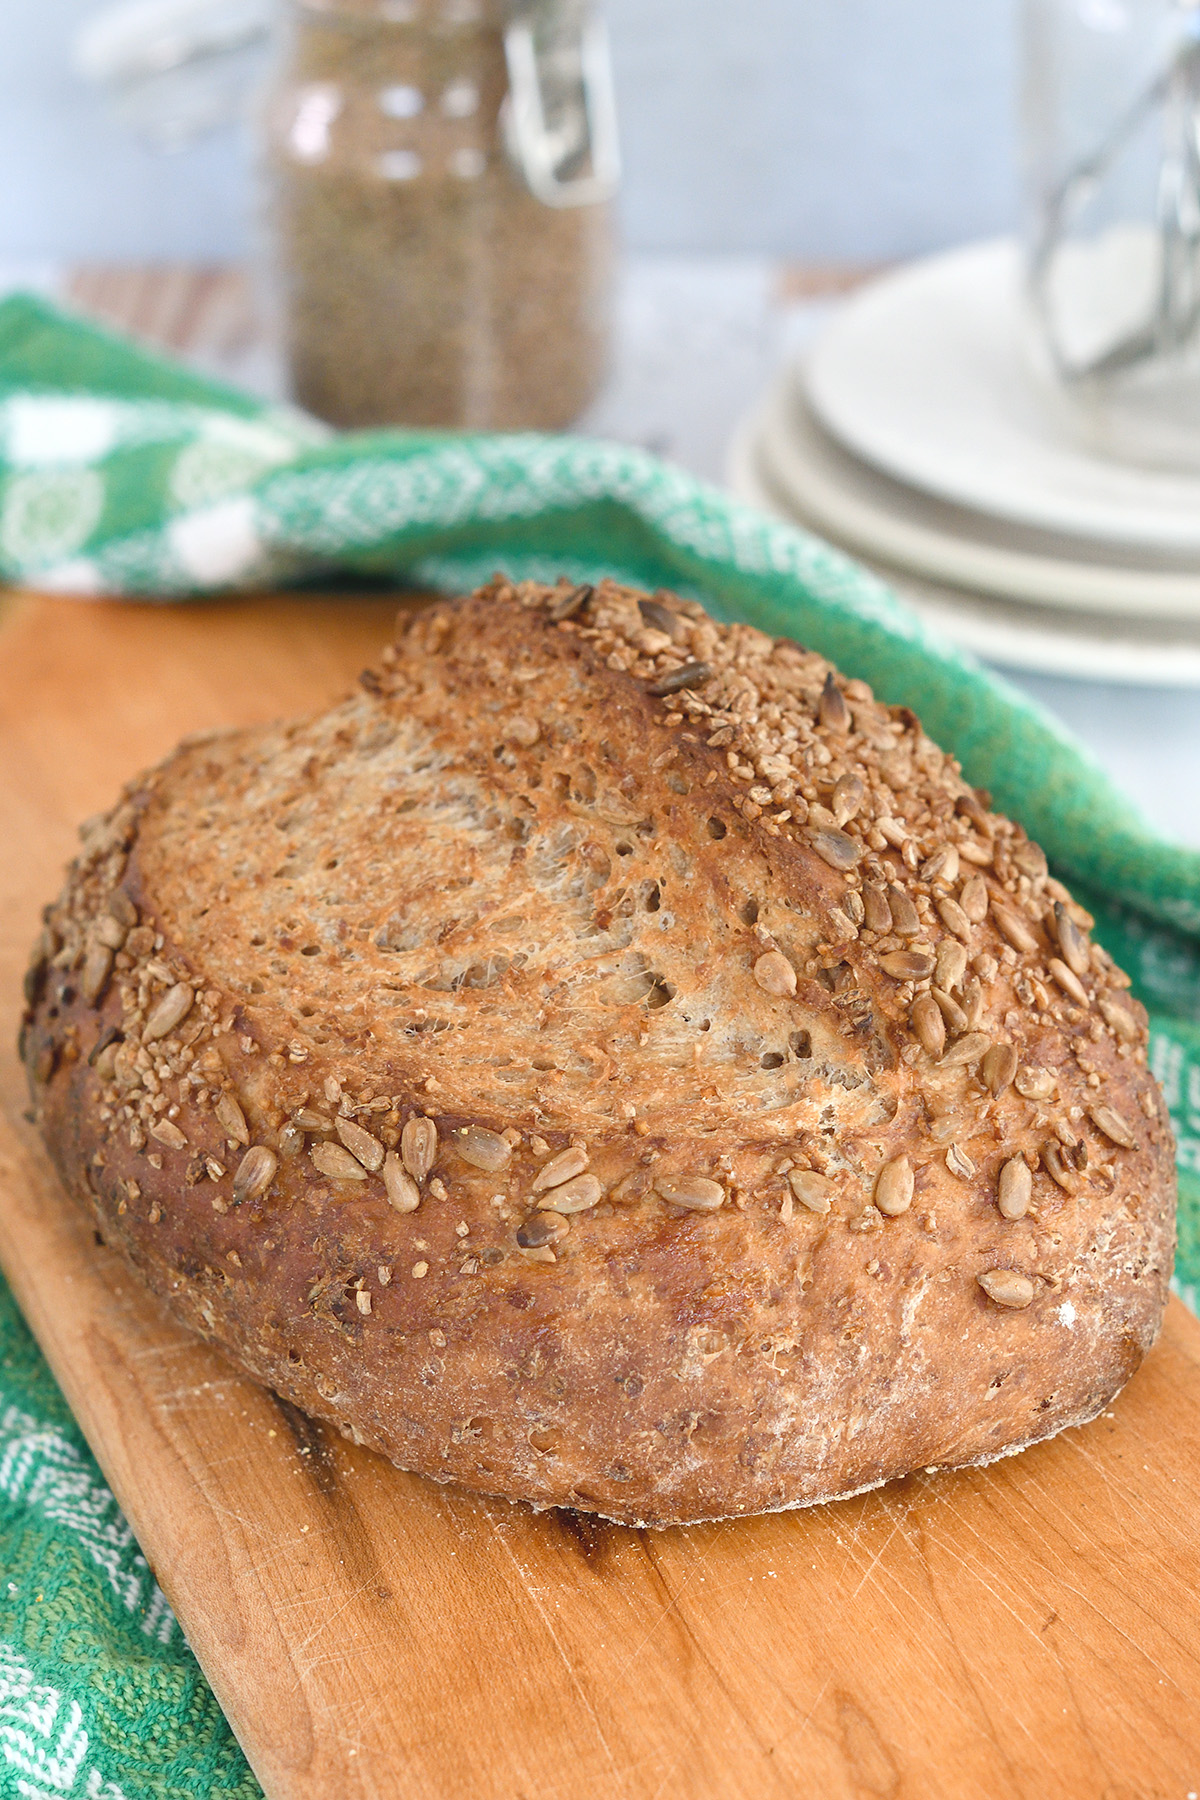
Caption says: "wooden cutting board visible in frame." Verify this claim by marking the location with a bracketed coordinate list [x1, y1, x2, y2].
[0, 588, 1198, 1800]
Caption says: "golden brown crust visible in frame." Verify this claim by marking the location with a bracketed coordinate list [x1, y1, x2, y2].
[20, 577, 1176, 1526]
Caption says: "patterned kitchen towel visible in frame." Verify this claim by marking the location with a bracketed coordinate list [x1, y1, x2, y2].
[0, 288, 1198, 1798]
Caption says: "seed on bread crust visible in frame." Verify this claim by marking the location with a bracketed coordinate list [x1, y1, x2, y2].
[517, 1212, 569, 1248]
[233, 1145, 277, 1205]
[531, 1145, 590, 1193]
[655, 1175, 725, 1211]
[911, 994, 945, 1058]
[978, 1269, 1034, 1309]
[1053, 902, 1091, 978]
[143, 982, 193, 1043]
[997, 1158, 1032, 1219]
[1089, 1105, 1136, 1150]
[753, 950, 797, 997]
[991, 903, 1039, 956]
[382, 1152, 420, 1213]
[311, 1142, 369, 1182]
[1048, 959, 1089, 1007]
[336, 1116, 385, 1173]
[818, 671, 849, 732]
[832, 773, 864, 824]
[788, 1169, 834, 1213]
[880, 950, 935, 981]
[215, 1093, 249, 1146]
[648, 661, 712, 698]
[401, 1116, 438, 1181]
[81, 941, 113, 1004]
[874, 1157, 914, 1216]
[810, 827, 863, 871]
[453, 1126, 512, 1173]
[537, 1173, 602, 1214]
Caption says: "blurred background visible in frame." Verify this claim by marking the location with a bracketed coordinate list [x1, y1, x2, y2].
[2, 0, 1017, 264]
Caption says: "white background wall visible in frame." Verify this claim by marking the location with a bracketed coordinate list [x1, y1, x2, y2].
[1, 0, 1020, 263]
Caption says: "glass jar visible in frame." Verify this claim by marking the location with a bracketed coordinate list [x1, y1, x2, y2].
[1023, 0, 1200, 469]
[260, 0, 618, 430]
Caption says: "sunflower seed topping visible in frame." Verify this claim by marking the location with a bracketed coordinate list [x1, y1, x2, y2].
[336, 1116, 385, 1172]
[997, 1158, 1032, 1219]
[278, 1123, 305, 1159]
[454, 1125, 513, 1172]
[880, 950, 935, 980]
[981, 1043, 1017, 1096]
[935, 939, 968, 992]
[862, 886, 892, 932]
[655, 1174, 726, 1211]
[818, 671, 849, 732]
[937, 897, 973, 941]
[911, 994, 946, 1058]
[940, 1032, 991, 1068]
[215, 1093, 249, 1146]
[81, 940, 114, 1005]
[401, 1116, 438, 1181]
[832, 772, 864, 824]
[233, 1145, 277, 1204]
[517, 1212, 569, 1248]
[945, 1143, 975, 1180]
[143, 983, 194, 1043]
[1053, 902, 1091, 978]
[1048, 958, 1089, 1007]
[638, 597, 682, 638]
[150, 1119, 187, 1151]
[1015, 1065, 1056, 1101]
[537, 1173, 603, 1214]
[810, 827, 863, 871]
[920, 844, 960, 885]
[382, 1152, 421, 1213]
[875, 1156, 914, 1216]
[1042, 1142, 1078, 1192]
[788, 1169, 834, 1213]
[293, 1108, 331, 1133]
[978, 1268, 1034, 1309]
[753, 950, 797, 997]
[959, 877, 989, 923]
[991, 903, 1039, 956]
[648, 661, 712, 698]
[1098, 995, 1141, 1041]
[531, 1145, 590, 1193]
[310, 1142, 369, 1181]
[887, 884, 920, 937]
[107, 890, 138, 930]
[1089, 1105, 1137, 1149]
[548, 583, 593, 622]
[95, 913, 128, 951]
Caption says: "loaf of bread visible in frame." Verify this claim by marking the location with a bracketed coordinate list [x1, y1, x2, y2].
[21, 577, 1175, 1526]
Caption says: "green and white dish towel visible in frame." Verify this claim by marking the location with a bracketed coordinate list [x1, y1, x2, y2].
[0, 291, 1198, 1799]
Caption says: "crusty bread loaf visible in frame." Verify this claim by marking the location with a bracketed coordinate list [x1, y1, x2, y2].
[20, 577, 1175, 1526]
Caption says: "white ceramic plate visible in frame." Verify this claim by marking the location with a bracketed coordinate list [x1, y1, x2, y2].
[727, 417, 1200, 686]
[750, 369, 1200, 618]
[805, 239, 1200, 554]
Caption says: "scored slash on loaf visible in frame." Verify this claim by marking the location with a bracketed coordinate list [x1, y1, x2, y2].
[19, 576, 1175, 1527]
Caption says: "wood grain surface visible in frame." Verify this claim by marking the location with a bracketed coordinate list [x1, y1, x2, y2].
[0, 590, 1198, 1800]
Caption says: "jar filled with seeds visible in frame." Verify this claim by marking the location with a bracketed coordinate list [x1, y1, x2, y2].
[261, 0, 618, 429]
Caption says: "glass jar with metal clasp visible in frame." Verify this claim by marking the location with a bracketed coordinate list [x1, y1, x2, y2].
[261, 0, 620, 429]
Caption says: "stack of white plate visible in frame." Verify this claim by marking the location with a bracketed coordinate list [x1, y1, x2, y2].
[729, 239, 1200, 685]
